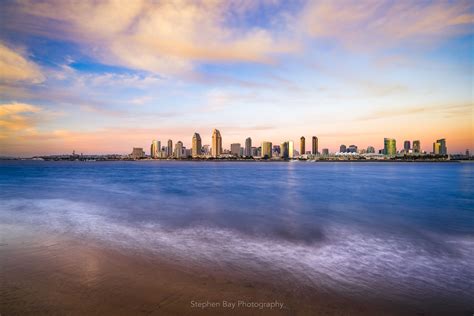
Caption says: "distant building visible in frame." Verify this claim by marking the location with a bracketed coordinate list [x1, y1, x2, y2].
[433, 139, 447, 155]
[466, 149, 470, 157]
[230, 143, 241, 156]
[167, 139, 173, 158]
[212, 129, 222, 157]
[322, 148, 329, 156]
[413, 140, 421, 154]
[239, 147, 244, 157]
[339, 144, 346, 153]
[367, 146, 375, 153]
[300, 137, 305, 157]
[192, 133, 202, 157]
[131, 147, 144, 159]
[347, 145, 358, 153]
[244, 137, 252, 157]
[174, 141, 184, 158]
[384, 138, 396, 156]
[202, 145, 210, 155]
[312, 136, 318, 155]
[272, 145, 281, 156]
[281, 142, 289, 159]
[288, 141, 294, 158]
[150, 140, 159, 158]
[261, 141, 272, 158]
[404, 140, 411, 152]
[251, 146, 258, 157]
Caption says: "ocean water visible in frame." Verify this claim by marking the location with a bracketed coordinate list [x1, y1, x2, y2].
[1, 161, 473, 311]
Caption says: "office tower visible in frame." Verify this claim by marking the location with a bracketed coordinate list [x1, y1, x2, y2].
[212, 129, 222, 157]
[322, 148, 329, 156]
[231, 143, 241, 156]
[300, 137, 305, 157]
[340, 144, 346, 153]
[240, 147, 244, 157]
[131, 148, 144, 159]
[312, 136, 318, 155]
[174, 141, 183, 158]
[251, 147, 258, 157]
[281, 142, 289, 159]
[167, 139, 173, 157]
[435, 138, 447, 155]
[384, 138, 397, 156]
[272, 145, 281, 156]
[433, 142, 440, 154]
[192, 133, 202, 157]
[202, 144, 210, 155]
[150, 140, 159, 158]
[261, 141, 272, 158]
[367, 146, 375, 153]
[288, 141, 294, 158]
[413, 140, 421, 153]
[404, 140, 411, 152]
[244, 137, 252, 157]
[347, 145, 358, 153]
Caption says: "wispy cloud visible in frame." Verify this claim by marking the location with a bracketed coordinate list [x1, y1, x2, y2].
[0, 42, 45, 84]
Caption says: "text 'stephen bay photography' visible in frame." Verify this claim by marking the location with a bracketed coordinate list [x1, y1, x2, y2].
[0, 1, 473, 315]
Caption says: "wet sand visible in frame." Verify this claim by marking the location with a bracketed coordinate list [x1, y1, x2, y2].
[0, 235, 426, 316]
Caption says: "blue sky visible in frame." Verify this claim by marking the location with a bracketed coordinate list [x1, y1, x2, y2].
[0, 0, 472, 156]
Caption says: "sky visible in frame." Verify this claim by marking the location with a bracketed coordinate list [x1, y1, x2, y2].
[0, 0, 473, 156]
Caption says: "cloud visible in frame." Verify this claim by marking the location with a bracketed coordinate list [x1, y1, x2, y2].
[9, 0, 298, 75]
[0, 102, 41, 136]
[301, 0, 473, 50]
[0, 42, 45, 84]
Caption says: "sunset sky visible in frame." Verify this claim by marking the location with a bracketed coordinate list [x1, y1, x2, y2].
[0, 0, 473, 156]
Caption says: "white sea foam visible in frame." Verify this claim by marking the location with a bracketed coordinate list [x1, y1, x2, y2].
[1, 198, 473, 306]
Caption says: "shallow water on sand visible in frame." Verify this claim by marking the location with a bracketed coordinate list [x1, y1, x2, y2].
[1, 161, 473, 314]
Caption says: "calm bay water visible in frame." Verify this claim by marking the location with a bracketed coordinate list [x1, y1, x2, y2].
[1, 161, 473, 312]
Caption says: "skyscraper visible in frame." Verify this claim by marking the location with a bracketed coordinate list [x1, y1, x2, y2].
[413, 140, 421, 153]
[384, 138, 397, 156]
[300, 137, 305, 157]
[167, 139, 173, 158]
[404, 140, 411, 152]
[340, 144, 346, 153]
[212, 129, 222, 157]
[312, 136, 318, 155]
[230, 143, 241, 156]
[174, 141, 183, 158]
[281, 142, 289, 159]
[150, 140, 159, 158]
[433, 139, 447, 155]
[288, 141, 294, 158]
[192, 133, 202, 158]
[261, 141, 272, 159]
[244, 137, 252, 157]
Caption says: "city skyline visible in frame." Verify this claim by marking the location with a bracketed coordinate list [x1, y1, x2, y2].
[0, 1, 473, 156]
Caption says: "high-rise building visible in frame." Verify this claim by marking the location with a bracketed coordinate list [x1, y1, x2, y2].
[150, 140, 159, 158]
[167, 139, 173, 158]
[288, 141, 294, 158]
[367, 146, 375, 153]
[339, 144, 346, 153]
[192, 133, 202, 157]
[272, 145, 281, 156]
[434, 139, 447, 155]
[384, 138, 396, 156]
[312, 136, 318, 155]
[413, 140, 421, 154]
[230, 143, 241, 156]
[404, 140, 411, 152]
[251, 147, 258, 157]
[244, 137, 252, 157]
[131, 147, 145, 159]
[174, 141, 183, 158]
[300, 137, 305, 157]
[202, 144, 210, 155]
[261, 141, 272, 158]
[322, 148, 329, 156]
[212, 129, 222, 157]
[281, 142, 289, 159]
[347, 145, 358, 153]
